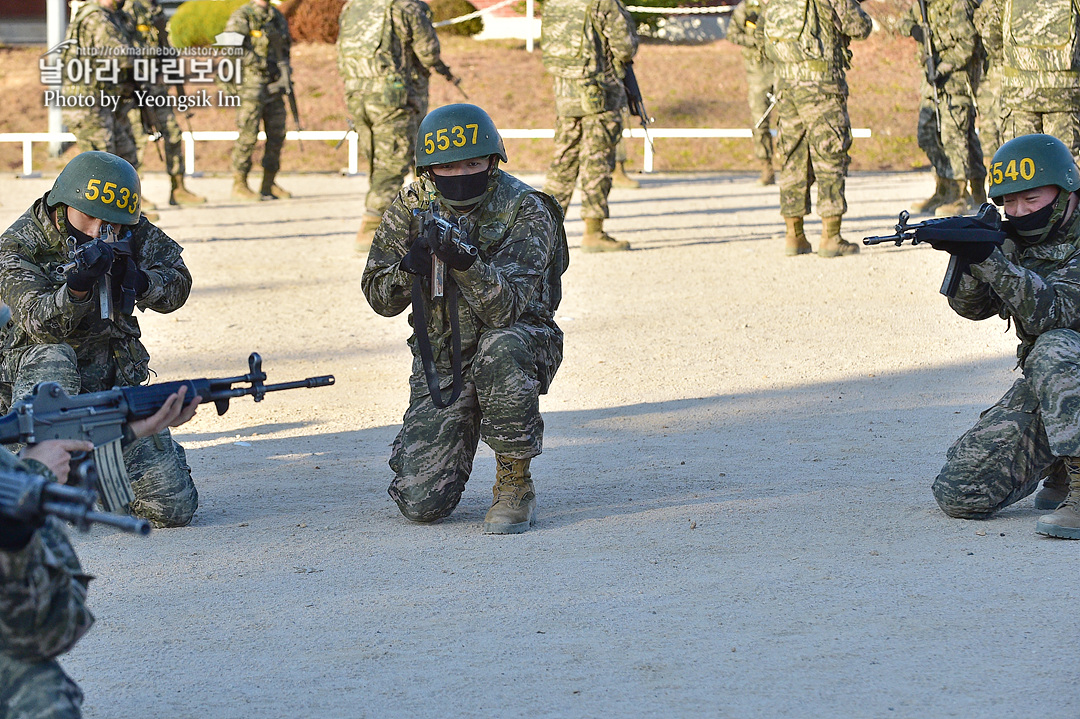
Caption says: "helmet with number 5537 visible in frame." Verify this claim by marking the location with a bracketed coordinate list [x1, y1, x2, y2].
[47, 151, 142, 225]
[414, 104, 508, 170]
[989, 134, 1080, 205]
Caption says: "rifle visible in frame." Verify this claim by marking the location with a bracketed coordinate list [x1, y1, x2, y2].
[622, 62, 654, 152]
[863, 203, 1006, 297]
[916, 0, 941, 132]
[53, 224, 133, 322]
[434, 62, 468, 99]
[1, 465, 151, 535]
[278, 62, 304, 152]
[412, 205, 477, 300]
[334, 118, 357, 152]
[0, 353, 335, 512]
[754, 91, 779, 130]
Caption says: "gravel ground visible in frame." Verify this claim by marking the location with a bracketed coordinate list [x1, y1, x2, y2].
[1, 169, 1077, 719]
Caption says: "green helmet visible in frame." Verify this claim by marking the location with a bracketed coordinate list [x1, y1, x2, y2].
[46, 151, 142, 225]
[414, 104, 508, 170]
[988, 134, 1080, 205]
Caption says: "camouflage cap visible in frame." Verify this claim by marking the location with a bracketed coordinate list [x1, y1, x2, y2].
[989, 134, 1080, 205]
[47, 151, 142, 225]
[415, 104, 508, 169]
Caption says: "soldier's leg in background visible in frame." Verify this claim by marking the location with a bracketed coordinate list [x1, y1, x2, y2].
[388, 375, 482, 522]
[1000, 106, 1040, 146]
[1041, 111, 1080, 162]
[163, 104, 205, 205]
[0, 656, 83, 719]
[261, 94, 287, 177]
[577, 110, 621, 221]
[230, 91, 263, 177]
[917, 99, 950, 178]
[803, 90, 851, 220]
[125, 427, 198, 528]
[65, 106, 109, 153]
[128, 104, 150, 169]
[611, 109, 639, 189]
[746, 64, 774, 164]
[110, 101, 139, 169]
[934, 93, 981, 215]
[365, 99, 413, 217]
[9, 344, 81, 403]
[932, 377, 1053, 518]
[544, 115, 585, 217]
[775, 89, 812, 219]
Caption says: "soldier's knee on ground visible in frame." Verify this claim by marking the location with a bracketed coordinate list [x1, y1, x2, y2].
[387, 478, 463, 523]
[12, 343, 80, 400]
[125, 431, 198, 528]
[931, 474, 996, 519]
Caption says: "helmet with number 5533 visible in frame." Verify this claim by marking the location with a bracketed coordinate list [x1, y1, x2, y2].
[415, 104, 508, 170]
[47, 151, 142, 225]
[989, 134, 1080, 205]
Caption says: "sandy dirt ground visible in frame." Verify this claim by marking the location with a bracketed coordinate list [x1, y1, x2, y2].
[1, 168, 1077, 718]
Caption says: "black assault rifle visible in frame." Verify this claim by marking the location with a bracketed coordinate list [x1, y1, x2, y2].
[1, 465, 151, 535]
[0, 353, 335, 513]
[863, 203, 1007, 297]
[916, 0, 941, 132]
[277, 62, 304, 152]
[622, 62, 654, 152]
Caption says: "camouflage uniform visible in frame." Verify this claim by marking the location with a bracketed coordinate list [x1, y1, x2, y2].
[974, 0, 1080, 157]
[0, 448, 91, 719]
[728, 0, 776, 167]
[361, 172, 568, 521]
[0, 198, 197, 528]
[226, 1, 292, 177]
[973, 0, 1004, 156]
[764, 0, 872, 219]
[901, 0, 985, 185]
[62, 1, 138, 165]
[932, 209, 1080, 517]
[337, 0, 448, 219]
[541, 0, 638, 221]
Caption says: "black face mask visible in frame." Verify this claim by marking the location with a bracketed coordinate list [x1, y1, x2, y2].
[432, 170, 489, 205]
[1006, 190, 1071, 246]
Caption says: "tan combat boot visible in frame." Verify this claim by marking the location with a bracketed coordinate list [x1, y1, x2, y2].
[818, 216, 859, 258]
[758, 160, 776, 186]
[260, 171, 291, 200]
[611, 161, 640, 189]
[1034, 459, 1070, 510]
[1036, 457, 1080, 539]
[355, 213, 381, 254]
[169, 174, 206, 206]
[784, 216, 812, 256]
[969, 177, 988, 208]
[581, 217, 630, 252]
[911, 173, 950, 214]
[934, 180, 972, 216]
[483, 455, 536, 534]
[232, 172, 260, 202]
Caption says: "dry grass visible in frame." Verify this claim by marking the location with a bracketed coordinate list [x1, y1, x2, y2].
[0, 32, 925, 175]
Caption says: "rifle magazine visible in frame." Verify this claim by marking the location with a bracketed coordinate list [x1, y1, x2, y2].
[93, 439, 133, 513]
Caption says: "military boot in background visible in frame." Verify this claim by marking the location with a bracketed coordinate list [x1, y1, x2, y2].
[934, 180, 972, 216]
[1036, 457, 1080, 539]
[483, 455, 536, 534]
[758, 159, 776, 186]
[581, 217, 630, 252]
[169, 174, 206, 206]
[612, 161, 640, 189]
[818, 216, 859, 258]
[232, 172, 260, 202]
[355, 213, 381, 254]
[784, 216, 812, 256]
[260, 172, 292, 200]
[1034, 459, 1070, 510]
[911, 173, 953, 214]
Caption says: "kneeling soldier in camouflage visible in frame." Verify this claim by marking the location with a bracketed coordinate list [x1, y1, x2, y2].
[931, 134, 1080, 538]
[0, 151, 197, 528]
[362, 104, 568, 533]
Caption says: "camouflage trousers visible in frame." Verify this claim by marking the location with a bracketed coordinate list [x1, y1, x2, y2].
[1001, 108, 1080, 161]
[65, 99, 138, 168]
[231, 87, 287, 176]
[0, 655, 82, 719]
[615, 109, 630, 164]
[1, 343, 198, 528]
[976, 67, 1004, 159]
[917, 92, 985, 182]
[775, 86, 851, 218]
[345, 87, 426, 218]
[387, 324, 562, 523]
[544, 109, 622, 220]
[746, 61, 775, 163]
[932, 328, 1080, 519]
[128, 91, 184, 178]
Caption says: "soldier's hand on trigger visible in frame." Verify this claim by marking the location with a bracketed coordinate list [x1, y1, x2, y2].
[20, 440, 94, 485]
[66, 239, 114, 294]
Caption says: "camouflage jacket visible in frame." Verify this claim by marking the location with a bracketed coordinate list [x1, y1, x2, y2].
[337, 0, 446, 98]
[764, 0, 872, 94]
[362, 171, 569, 379]
[900, 0, 980, 98]
[225, 1, 293, 87]
[0, 197, 192, 388]
[728, 0, 774, 69]
[63, 1, 136, 96]
[541, 0, 639, 117]
[0, 447, 93, 665]
[950, 207, 1080, 366]
[974, 0, 1080, 91]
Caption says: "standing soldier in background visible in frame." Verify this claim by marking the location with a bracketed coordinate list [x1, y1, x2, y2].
[974, 0, 1080, 158]
[611, 116, 640, 189]
[124, 0, 206, 207]
[973, 1, 1004, 165]
[541, 0, 638, 252]
[226, 0, 294, 202]
[728, 0, 777, 186]
[337, 0, 459, 253]
[763, 0, 872, 257]
[901, 0, 986, 216]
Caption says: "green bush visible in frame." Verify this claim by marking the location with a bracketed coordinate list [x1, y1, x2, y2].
[169, 0, 249, 48]
[430, 0, 484, 37]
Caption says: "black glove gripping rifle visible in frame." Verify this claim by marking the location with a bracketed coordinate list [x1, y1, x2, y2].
[0, 353, 335, 513]
[863, 203, 1007, 297]
[1, 465, 151, 535]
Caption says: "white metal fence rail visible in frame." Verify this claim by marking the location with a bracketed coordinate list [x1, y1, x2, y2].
[0, 128, 872, 177]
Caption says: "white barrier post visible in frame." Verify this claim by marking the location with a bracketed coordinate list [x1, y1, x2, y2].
[183, 132, 196, 176]
[348, 133, 359, 176]
[526, 0, 535, 52]
[22, 140, 34, 177]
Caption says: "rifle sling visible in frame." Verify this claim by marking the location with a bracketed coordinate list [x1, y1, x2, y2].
[411, 274, 464, 409]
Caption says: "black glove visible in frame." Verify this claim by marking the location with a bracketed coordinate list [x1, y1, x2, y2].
[116, 257, 150, 297]
[924, 239, 998, 265]
[66, 239, 114, 293]
[431, 234, 477, 272]
[0, 517, 38, 551]
[399, 233, 432, 276]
